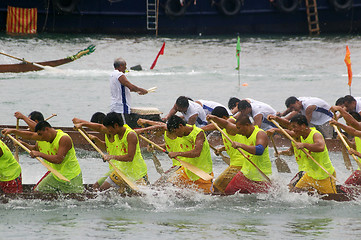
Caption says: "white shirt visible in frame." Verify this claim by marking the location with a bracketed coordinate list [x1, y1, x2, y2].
[355, 97, 361, 113]
[183, 100, 208, 127]
[110, 70, 131, 114]
[246, 98, 277, 130]
[197, 99, 232, 116]
[299, 97, 333, 125]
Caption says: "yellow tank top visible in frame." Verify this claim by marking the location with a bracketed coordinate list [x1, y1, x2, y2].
[164, 131, 181, 166]
[291, 141, 307, 172]
[222, 129, 245, 167]
[0, 140, 21, 181]
[178, 125, 213, 181]
[105, 125, 147, 181]
[300, 128, 335, 180]
[37, 130, 81, 182]
[353, 136, 361, 170]
[240, 126, 272, 181]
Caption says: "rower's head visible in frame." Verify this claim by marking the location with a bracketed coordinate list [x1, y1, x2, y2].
[343, 95, 356, 112]
[175, 96, 190, 113]
[35, 121, 54, 142]
[29, 111, 44, 123]
[289, 114, 308, 136]
[235, 113, 252, 135]
[237, 100, 252, 115]
[103, 112, 124, 134]
[90, 112, 106, 124]
[167, 115, 186, 137]
[285, 96, 302, 112]
[114, 58, 127, 73]
[335, 97, 345, 107]
[211, 106, 229, 119]
[228, 97, 241, 114]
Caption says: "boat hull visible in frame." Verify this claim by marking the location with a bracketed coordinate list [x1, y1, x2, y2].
[1, 0, 361, 35]
[0, 58, 73, 73]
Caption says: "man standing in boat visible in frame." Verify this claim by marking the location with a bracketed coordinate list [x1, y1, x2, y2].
[0, 139, 22, 193]
[207, 113, 272, 195]
[2, 121, 84, 193]
[73, 112, 148, 194]
[165, 115, 213, 193]
[110, 57, 148, 128]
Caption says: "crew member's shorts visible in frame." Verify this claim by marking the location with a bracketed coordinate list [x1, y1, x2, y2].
[0, 175, 22, 193]
[224, 171, 271, 195]
[168, 166, 214, 194]
[35, 172, 84, 193]
[295, 171, 337, 194]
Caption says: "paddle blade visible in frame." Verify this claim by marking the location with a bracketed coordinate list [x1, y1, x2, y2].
[275, 157, 291, 173]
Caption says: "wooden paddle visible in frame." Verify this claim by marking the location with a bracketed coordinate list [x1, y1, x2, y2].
[270, 119, 340, 183]
[270, 135, 291, 173]
[333, 125, 361, 169]
[209, 120, 271, 183]
[14, 119, 19, 162]
[6, 134, 70, 182]
[208, 143, 231, 165]
[76, 128, 139, 191]
[147, 87, 157, 93]
[0, 52, 58, 71]
[137, 134, 213, 181]
[45, 113, 57, 121]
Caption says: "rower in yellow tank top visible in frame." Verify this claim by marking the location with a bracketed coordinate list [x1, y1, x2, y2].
[73, 112, 148, 194]
[205, 107, 245, 194]
[2, 121, 84, 193]
[0, 139, 22, 193]
[166, 115, 213, 194]
[289, 114, 337, 194]
[207, 113, 272, 195]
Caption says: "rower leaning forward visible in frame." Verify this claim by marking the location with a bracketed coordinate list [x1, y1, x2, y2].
[2, 121, 84, 193]
[73, 112, 148, 194]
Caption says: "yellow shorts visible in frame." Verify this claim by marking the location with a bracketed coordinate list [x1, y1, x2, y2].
[109, 170, 148, 194]
[295, 171, 337, 194]
[213, 165, 242, 194]
[168, 166, 214, 194]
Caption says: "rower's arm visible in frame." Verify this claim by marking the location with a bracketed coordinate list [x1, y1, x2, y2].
[162, 104, 178, 121]
[253, 114, 263, 128]
[331, 120, 361, 137]
[105, 132, 137, 162]
[299, 132, 325, 152]
[233, 131, 268, 155]
[1, 129, 42, 141]
[305, 105, 317, 125]
[14, 112, 37, 131]
[268, 115, 291, 129]
[169, 132, 204, 158]
[72, 118, 108, 133]
[187, 114, 198, 126]
[30, 135, 72, 164]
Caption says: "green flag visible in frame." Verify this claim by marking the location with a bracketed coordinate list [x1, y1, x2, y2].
[236, 36, 241, 70]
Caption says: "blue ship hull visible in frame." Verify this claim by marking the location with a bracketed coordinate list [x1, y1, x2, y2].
[1, 0, 361, 34]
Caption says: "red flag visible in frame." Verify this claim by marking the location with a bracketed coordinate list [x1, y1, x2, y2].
[344, 45, 352, 87]
[150, 42, 165, 70]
